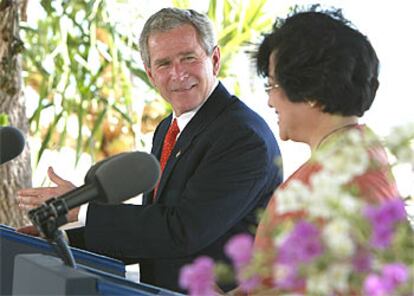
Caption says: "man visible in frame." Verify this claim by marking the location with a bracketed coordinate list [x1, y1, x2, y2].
[18, 8, 282, 292]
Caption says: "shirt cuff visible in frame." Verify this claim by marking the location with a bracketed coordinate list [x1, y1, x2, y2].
[78, 203, 89, 226]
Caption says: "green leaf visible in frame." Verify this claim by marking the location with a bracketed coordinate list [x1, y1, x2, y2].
[0, 114, 9, 126]
[87, 107, 107, 155]
[36, 111, 63, 164]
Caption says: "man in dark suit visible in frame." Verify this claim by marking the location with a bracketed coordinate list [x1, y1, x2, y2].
[18, 8, 282, 293]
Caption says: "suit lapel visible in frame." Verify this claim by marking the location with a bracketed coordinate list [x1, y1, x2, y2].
[154, 82, 236, 201]
[143, 115, 172, 205]
[152, 115, 172, 159]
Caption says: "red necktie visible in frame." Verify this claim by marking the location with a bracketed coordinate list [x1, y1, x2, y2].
[154, 119, 180, 200]
[160, 118, 180, 172]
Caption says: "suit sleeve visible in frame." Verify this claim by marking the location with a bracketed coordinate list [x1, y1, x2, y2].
[82, 125, 277, 259]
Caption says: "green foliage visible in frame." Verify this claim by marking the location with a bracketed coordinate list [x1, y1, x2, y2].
[0, 114, 9, 126]
[21, 0, 143, 164]
[208, 0, 272, 76]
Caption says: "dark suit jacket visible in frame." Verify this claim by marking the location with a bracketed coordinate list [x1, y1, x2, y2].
[68, 82, 282, 292]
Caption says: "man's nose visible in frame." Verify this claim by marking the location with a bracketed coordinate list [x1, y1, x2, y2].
[170, 62, 188, 80]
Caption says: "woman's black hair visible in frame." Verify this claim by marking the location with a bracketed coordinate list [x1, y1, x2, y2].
[256, 5, 379, 116]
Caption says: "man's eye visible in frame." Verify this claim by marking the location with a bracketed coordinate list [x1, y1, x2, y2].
[157, 62, 170, 68]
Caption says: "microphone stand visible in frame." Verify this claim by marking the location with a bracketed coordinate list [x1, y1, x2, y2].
[28, 198, 77, 268]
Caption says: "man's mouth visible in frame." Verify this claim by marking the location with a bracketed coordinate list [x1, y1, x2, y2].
[171, 84, 196, 92]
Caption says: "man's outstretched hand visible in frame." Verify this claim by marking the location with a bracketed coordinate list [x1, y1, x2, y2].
[17, 166, 80, 226]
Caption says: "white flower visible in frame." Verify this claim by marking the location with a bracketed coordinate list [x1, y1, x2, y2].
[405, 199, 414, 230]
[315, 130, 370, 183]
[275, 180, 311, 214]
[327, 263, 352, 293]
[394, 145, 414, 165]
[322, 218, 355, 257]
[386, 123, 414, 167]
[310, 170, 346, 190]
[307, 272, 331, 295]
[337, 192, 362, 214]
[307, 263, 352, 295]
[324, 146, 369, 182]
[386, 123, 414, 148]
[307, 171, 349, 218]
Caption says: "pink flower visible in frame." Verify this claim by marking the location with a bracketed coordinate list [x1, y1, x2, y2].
[364, 199, 407, 249]
[179, 256, 216, 296]
[371, 225, 394, 249]
[225, 233, 259, 292]
[381, 263, 409, 292]
[224, 233, 254, 269]
[238, 275, 261, 292]
[364, 199, 406, 225]
[275, 265, 305, 291]
[364, 274, 388, 296]
[363, 263, 409, 296]
[278, 220, 323, 266]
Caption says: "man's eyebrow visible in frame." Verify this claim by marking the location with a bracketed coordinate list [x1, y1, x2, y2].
[153, 57, 170, 66]
[154, 51, 198, 64]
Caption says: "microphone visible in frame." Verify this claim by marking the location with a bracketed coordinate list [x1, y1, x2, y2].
[83, 152, 128, 184]
[0, 126, 25, 165]
[71, 151, 160, 207]
[29, 151, 160, 230]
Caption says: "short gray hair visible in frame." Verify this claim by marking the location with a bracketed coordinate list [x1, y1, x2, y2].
[139, 8, 216, 68]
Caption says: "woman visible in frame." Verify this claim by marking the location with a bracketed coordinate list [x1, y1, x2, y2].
[249, 6, 400, 295]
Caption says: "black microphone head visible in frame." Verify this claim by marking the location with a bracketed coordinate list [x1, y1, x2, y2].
[92, 151, 160, 204]
[0, 126, 25, 165]
[84, 152, 127, 184]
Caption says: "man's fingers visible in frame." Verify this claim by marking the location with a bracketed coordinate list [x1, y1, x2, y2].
[17, 225, 41, 237]
[17, 188, 45, 196]
[18, 187, 59, 200]
[18, 203, 35, 211]
[18, 195, 43, 207]
[18, 196, 41, 211]
[47, 167, 69, 186]
[17, 187, 61, 211]
[18, 187, 56, 197]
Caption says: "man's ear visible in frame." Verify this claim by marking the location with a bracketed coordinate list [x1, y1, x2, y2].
[211, 46, 221, 76]
[145, 65, 156, 87]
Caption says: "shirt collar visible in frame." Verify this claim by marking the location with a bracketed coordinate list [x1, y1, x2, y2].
[172, 79, 219, 133]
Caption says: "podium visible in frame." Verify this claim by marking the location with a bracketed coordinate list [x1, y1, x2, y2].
[13, 254, 183, 295]
[0, 224, 125, 295]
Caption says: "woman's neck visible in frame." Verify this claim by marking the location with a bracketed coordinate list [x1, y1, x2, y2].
[309, 116, 359, 151]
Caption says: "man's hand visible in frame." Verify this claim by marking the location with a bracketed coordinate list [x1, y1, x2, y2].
[17, 225, 41, 237]
[17, 166, 79, 222]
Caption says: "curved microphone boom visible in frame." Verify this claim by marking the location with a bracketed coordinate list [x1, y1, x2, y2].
[0, 126, 25, 165]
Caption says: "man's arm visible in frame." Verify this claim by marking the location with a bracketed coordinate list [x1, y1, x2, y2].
[82, 125, 280, 259]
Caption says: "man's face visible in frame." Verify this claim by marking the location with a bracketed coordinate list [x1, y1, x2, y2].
[145, 24, 220, 116]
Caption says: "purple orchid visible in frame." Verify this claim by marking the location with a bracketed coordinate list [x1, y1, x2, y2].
[179, 256, 216, 296]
